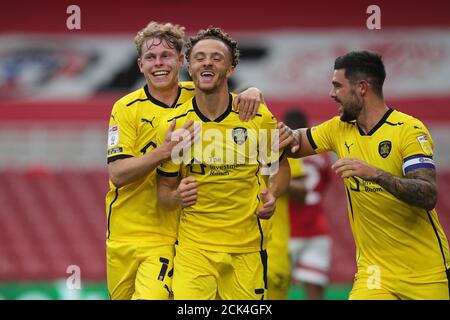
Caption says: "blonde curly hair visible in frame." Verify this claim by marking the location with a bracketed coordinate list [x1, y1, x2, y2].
[134, 21, 185, 57]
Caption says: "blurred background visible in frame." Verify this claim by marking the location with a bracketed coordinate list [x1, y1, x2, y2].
[1, 0, 450, 299]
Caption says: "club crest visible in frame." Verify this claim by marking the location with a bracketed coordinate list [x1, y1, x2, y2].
[378, 140, 392, 158]
[232, 127, 248, 145]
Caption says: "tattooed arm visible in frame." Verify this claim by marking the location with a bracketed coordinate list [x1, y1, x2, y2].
[371, 168, 437, 211]
[332, 157, 438, 211]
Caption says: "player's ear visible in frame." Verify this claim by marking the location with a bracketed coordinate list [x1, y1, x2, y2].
[358, 80, 369, 96]
[178, 53, 185, 67]
[137, 58, 144, 73]
[188, 64, 192, 77]
[226, 65, 235, 78]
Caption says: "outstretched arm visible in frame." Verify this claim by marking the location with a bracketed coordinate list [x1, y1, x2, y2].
[276, 124, 316, 158]
[332, 158, 437, 210]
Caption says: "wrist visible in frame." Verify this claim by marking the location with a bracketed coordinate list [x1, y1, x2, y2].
[371, 169, 384, 182]
[158, 143, 172, 161]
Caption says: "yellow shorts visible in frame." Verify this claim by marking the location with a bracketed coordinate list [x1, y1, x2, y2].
[266, 249, 291, 300]
[349, 268, 450, 300]
[172, 245, 267, 300]
[106, 240, 174, 300]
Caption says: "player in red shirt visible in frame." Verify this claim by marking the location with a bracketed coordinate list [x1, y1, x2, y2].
[285, 109, 333, 300]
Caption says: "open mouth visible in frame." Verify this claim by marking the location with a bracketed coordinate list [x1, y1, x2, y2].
[152, 71, 169, 77]
[200, 71, 215, 79]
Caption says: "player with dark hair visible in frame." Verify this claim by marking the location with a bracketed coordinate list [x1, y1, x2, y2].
[278, 50, 450, 299]
[157, 27, 290, 300]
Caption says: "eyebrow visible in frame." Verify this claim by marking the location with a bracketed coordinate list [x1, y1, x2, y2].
[193, 51, 225, 57]
[143, 50, 173, 57]
[193, 52, 205, 57]
[332, 80, 341, 86]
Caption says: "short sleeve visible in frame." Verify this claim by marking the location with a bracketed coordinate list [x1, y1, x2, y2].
[400, 118, 435, 175]
[258, 104, 280, 175]
[307, 117, 339, 153]
[107, 101, 137, 163]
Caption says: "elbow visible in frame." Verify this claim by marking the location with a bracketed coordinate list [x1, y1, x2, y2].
[110, 173, 126, 188]
[423, 189, 438, 211]
[425, 195, 438, 211]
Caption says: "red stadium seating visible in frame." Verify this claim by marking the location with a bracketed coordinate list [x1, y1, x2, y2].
[0, 169, 108, 281]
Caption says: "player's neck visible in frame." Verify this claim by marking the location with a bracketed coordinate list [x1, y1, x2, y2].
[195, 86, 230, 120]
[357, 99, 389, 134]
[147, 83, 179, 107]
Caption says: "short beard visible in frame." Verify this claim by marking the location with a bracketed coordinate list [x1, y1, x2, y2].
[340, 91, 363, 122]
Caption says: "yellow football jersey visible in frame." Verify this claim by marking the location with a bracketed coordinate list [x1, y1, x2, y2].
[157, 93, 280, 253]
[105, 82, 195, 243]
[266, 157, 304, 300]
[268, 157, 304, 254]
[308, 109, 450, 281]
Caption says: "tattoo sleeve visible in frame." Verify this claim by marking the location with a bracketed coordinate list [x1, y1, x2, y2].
[371, 168, 438, 211]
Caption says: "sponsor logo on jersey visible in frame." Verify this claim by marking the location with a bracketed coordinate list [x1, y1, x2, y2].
[107, 147, 123, 155]
[344, 141, 354, 154]
[417, 134, 433, 155]
[108, 125, 119, 147]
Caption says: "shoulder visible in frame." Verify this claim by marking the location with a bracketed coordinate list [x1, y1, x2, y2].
[390, 109, 429, 132]
[112, 87, 146, 110]
[256, 103, 273, 118]
[312, 116, 347, 131]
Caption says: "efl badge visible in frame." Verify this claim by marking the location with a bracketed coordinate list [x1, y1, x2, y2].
[417, 135, 433, 155]
[232, 127, 248, 145]
[108, 125, 119, 147]
[378, 140, 392, 158]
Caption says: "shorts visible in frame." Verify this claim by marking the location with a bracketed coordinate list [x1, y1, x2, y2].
[289, 235, 332, 286]
[267, 248, 290, 300]
[349, 267, 450, 300]
[106, 240, 174, 300]
[172, 245, 267, 300]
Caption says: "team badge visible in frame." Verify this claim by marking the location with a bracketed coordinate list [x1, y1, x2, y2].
[378, 140, 392, 158]
[232, 127, 248, 145]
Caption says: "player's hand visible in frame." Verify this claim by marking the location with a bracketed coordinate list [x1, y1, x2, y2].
[233, 87, 263, 122]
[176, 176, 198, 208]
[274, 122, 300, 154]
[161, 119, 201, 160]
[256, 189, 276, 219]
[332, 157, 380, 180]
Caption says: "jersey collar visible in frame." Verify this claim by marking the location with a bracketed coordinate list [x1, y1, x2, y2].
[144, 84, 181, 109]
[192, 93, 232, 123]
[357, 108, 394, 136]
